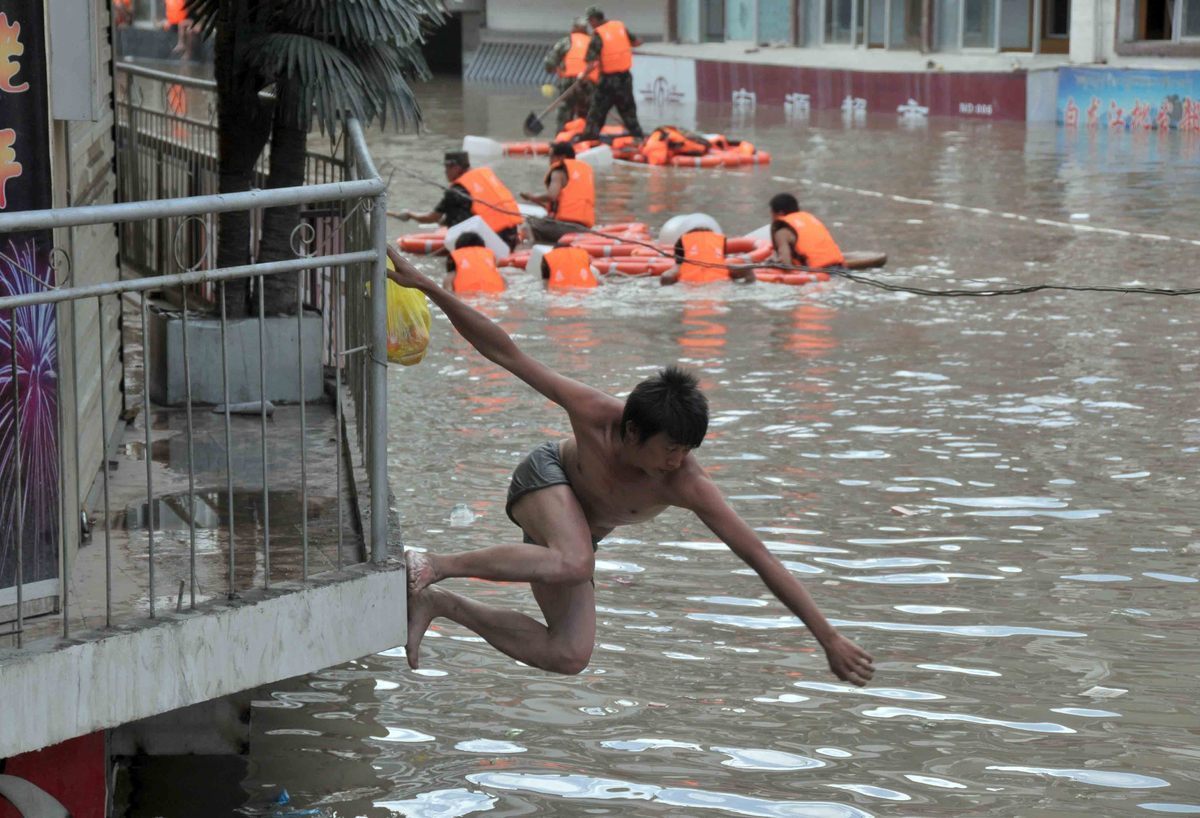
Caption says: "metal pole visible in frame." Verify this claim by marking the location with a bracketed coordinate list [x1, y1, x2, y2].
[181, 288, 197, 608]
[334, 264, 344, 571]
[10, 311, 24, 647]
[257, 277, 270, 589]
[296, 273, 308, 581]
[0, 251, 378, 311]
[67, 298, 85, 637]
[97, 296, 113, 627]
[141, 295, 155, 618]
[368, 194, 389, 564]
[219, 283, 236, 597]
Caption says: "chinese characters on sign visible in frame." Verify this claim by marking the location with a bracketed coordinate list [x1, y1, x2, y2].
[0, 13, 29, 210]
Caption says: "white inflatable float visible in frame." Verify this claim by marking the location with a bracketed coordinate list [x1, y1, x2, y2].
[657, 213, 723, 247]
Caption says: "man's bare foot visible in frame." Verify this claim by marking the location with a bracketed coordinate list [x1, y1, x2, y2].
[406, 586, 438, 670]
[406, 550, 438, 593]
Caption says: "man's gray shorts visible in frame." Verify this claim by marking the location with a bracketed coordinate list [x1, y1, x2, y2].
[505, 440, 599, 550]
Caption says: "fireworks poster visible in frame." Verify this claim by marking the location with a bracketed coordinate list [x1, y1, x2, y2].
[0, 0, 58, 607]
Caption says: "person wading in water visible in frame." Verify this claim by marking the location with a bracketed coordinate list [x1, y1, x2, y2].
[387, 246, 875, 686]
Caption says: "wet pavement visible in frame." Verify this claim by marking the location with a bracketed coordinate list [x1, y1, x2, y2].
[152, 78, 1200, 816]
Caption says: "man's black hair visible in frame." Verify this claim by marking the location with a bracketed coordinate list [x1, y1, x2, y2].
[550, 141, 577, 159]
[769, 192, 800, 214]
[455, 231, 486, 249]
[621, 366, 708, 448]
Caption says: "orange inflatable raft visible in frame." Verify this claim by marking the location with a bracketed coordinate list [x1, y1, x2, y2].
[492, 121, 772, 170]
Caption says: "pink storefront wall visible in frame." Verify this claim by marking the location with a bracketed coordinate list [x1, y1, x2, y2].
[695, 60, 1028, 120]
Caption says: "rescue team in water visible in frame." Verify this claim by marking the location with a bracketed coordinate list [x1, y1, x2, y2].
[394, 144, 850, 292]
[394, 142, 849, 293]
[385, 243, 877, 686]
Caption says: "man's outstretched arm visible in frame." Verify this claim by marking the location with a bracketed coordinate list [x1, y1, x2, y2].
[679, 472, 875, 686]
[387, 247, 613, 414]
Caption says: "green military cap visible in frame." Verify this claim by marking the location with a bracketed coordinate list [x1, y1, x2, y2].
[443, 151, 470, 167]
[573, 16, 589, 27]
[584, 6, 604, 19]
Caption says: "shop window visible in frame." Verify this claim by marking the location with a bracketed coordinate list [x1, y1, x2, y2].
[1135, 0, 1200, 39]
[962, 0, 996, 46]
[826, 0, 858, 43]
[703, 0, 727, 41]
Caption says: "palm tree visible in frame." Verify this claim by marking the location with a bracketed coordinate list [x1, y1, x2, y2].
[187, 0, 444, 316]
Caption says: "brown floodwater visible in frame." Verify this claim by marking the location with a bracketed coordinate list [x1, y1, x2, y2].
[227, 78, 1200, 817]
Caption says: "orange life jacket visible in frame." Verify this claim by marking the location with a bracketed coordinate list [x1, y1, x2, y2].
[774, 211, 844, 269]
[561, 32, 601, 84]
[545, 158, 595, 227]
[678, 231, 729, 283]
[455, 167, 524, 234]
[450, 247, 505, 293]
[555, 118, 587, 143]
[640, 127, 709, 164]
[595, 20, 633, 74]
[544, 247, 598, 290]
[165, 0, 187, 25]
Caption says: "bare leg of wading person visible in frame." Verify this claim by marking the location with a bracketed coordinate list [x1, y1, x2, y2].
[406, 484, 597, 672]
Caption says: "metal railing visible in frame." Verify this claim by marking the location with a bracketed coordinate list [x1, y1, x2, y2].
[115, 62, 347, 315]
[0, 112, 390, 648]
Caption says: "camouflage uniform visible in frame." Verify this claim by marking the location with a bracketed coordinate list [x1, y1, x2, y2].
[543, 36, 595, 133]
[581, 28, 644, 141]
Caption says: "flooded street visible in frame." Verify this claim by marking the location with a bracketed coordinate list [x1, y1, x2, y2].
[239, 78, 1200, 816]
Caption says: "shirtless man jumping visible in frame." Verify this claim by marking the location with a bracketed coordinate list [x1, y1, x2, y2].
[387, 246, 875, 686]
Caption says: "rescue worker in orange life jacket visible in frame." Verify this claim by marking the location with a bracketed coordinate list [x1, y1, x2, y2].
[579, 6, 645, 143]
[541, 246, 600, 290]
[640, 126, 711, 165]
[397, 151, 523, 251]
[520, 142, 596, 243]
[543, 18, 599, 133]
[444, 232, 506, 294]
[768, 192, 845, 270]
[662, 229, 756, 286]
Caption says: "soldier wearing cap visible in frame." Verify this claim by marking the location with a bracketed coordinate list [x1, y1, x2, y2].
[579, 5, 645, 143]
[397, 152, 523, 250]
[543, 17, 598, 132]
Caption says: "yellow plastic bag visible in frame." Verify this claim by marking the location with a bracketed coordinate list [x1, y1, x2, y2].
[385, 263, 431, 366]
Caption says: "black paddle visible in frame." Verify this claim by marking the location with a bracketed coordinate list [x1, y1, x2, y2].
[523, 75, 587, 136]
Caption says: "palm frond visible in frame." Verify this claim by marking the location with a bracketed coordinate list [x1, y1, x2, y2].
[184, 0, 220, 38]
[352, 41, 430, 130]
[280, 0, 446, 48]
[244, 33, 376, 134]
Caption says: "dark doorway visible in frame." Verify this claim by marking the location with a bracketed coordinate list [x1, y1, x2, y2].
[422, 13, 463, 74]
[1140, 0, 1171, 39]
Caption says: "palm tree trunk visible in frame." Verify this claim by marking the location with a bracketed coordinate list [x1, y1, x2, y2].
[257, 81, 307, 316]
[214, 0, 271, 318]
